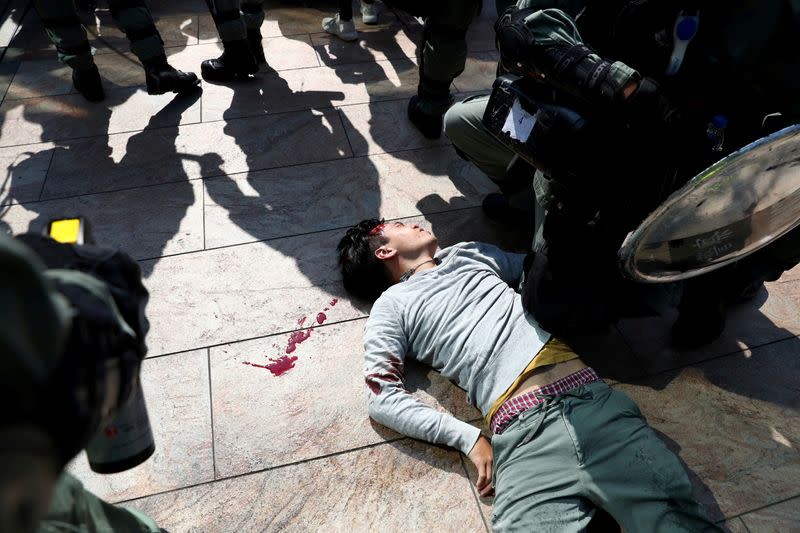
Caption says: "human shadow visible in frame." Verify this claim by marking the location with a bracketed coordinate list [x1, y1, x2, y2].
[0, 87, 204, 278]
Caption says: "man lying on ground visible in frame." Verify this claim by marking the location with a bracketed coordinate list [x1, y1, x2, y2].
[337, 218, 722, 532]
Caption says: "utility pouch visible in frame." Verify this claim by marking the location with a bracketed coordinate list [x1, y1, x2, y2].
[483, 75, 593, 189]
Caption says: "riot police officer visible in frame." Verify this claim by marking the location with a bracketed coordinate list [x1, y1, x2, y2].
[444, 0, 800, 344]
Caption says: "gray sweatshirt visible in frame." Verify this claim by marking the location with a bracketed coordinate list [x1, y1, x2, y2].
[363, 242, 551, 455]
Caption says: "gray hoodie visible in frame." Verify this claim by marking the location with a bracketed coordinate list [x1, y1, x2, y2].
[363, 242, 551, 454]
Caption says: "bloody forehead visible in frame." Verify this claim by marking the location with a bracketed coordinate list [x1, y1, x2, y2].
[368, 223, 386, 236]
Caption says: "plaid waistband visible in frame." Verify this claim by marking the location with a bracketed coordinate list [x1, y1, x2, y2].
[490, 367, 601, 435]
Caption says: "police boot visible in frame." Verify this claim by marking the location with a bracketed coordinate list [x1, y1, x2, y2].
[143, 55, 199, 95]
[201, 39, 259, 81]
[247, 28, 266, 67]
[408, 76, 453, 139]
[72, 64, 105, 103]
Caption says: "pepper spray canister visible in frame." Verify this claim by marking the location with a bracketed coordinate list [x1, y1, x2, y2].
[85, 380, 155, 473]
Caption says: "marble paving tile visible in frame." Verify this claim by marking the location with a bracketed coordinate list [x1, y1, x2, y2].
[310, 24, 417, 67]
[4, 58, 74, 100]
[338, 98, 450, 156]
[0, 142, 53, 205]
[203, 145, 490, 248]
[210, 319, 481, 477]
[0, 85, 201, 147]
[617, 279, 800, 375]
[41, 107, 350, 199]
[200, 57, 418, 122]
[141, 229, 363, 356]
[0, 0, 27, 47]
[165, 37, 319, 78]
[4, 52, 152, 101]
[453, 51, 499, 93]
[1, 178, 203, 260]
[615, 337, 800, 521]
[199, 4, 358, 43]
[86, 13, 199, 51]
[127, 439, 485, 532]
[739, 495, 800, 532]
[67, 349, 214, 503]
[0, 58, 19, 103]
[722, 517, 750, 533]
[3, 27, 57, 62]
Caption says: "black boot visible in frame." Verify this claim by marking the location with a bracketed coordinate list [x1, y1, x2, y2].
[408, 95, 448, 139]
[144, 55, 199, 95]
[247, 28, 266, 66]
[481, 193, 532, 227]
[201, 39, 259, 81]
[72, 64, 105, 102]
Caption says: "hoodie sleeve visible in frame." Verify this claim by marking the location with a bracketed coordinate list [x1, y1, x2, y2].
[363, 295, 482, 455]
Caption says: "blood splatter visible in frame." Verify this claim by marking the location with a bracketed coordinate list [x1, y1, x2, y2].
[244, 298, 340, 376]
[365, 378, 382, 395]
[243, 356, 298, 377]
[286, 329, 312, 354]
[366, 372, 402, 383]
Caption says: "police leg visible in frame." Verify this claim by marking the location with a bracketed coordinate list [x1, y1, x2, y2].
[202, 0, 258, 81]
[241, 0, 267, 65]
[444, 94, 536, 227]
[32, 0, 104, 102]
[41, 472, 160, 532]
[106, 0, 198, 95]
[408, 0, 479, 139]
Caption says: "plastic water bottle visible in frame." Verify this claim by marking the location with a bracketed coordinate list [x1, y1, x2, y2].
[706, 114, 728, 152]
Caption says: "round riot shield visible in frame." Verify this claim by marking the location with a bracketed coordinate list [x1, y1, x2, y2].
[619, 124, 800, 283]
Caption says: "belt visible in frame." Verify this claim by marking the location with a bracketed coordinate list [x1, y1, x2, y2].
[491, 367, 601, 435]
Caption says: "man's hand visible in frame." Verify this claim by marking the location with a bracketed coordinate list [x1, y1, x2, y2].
[468, 435, 494, 497]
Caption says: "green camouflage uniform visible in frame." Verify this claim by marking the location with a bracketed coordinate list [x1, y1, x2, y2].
[32, 0, 168, 70]
[205, 0, 266, 41]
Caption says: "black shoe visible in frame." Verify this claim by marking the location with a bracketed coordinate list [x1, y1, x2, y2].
[201, 39, 259, 81]
[482, 193, 532, 227]
[144, 57, 199, 95]
[247, 28, 266, 66]
[408, 95, 445, 139]
[72, 65, 105, 102]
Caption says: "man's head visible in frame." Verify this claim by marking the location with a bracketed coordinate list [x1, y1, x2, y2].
[337, 219, 438, 301]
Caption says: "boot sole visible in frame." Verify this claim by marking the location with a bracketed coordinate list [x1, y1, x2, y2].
[147, 78, 201, 96]
[200, 66, 258, 82]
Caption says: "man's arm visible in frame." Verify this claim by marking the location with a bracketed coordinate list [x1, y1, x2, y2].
[363, 298, 482, 455]
[467, 242, 526, 287]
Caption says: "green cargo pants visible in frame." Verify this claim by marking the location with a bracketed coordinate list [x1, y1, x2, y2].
[205, 0, 266, 42]
[415, 0, 480, 112]
[37, 473, 159, 533]
[491, 381, 721, 532]
[33, 0, 167, 70]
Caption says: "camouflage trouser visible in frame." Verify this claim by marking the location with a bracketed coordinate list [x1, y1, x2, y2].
[416, 0, 480, 112]
[205, 0, 266, 42]
[37, 473, 160, 533]
[33, 0, 166, 70]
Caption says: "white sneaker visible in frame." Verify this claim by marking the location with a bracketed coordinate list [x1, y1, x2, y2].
[322, 14, 358, 41]
[360, 1, 380, 24]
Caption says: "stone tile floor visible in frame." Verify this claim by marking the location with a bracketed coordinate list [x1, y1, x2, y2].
[1, 0, 798, 531]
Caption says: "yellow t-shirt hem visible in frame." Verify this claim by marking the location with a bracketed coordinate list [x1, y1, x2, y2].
[485, 337, 578, 425]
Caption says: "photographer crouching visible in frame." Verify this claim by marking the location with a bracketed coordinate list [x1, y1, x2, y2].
[0, 221, 161, 533]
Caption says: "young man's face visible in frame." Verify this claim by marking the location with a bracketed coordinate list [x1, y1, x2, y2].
[376, 221, 438, 259]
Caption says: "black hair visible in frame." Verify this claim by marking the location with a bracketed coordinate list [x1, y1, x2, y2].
[337, 218, 392, 302]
